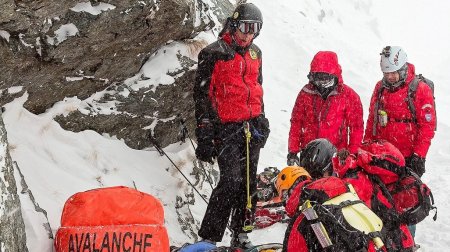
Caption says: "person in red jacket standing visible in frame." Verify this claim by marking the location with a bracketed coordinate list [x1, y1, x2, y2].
[364, 46, 436, 242]
[287, 51, 364, 166]
[364, 46, 435, 178]
[191, 3, 270, 250]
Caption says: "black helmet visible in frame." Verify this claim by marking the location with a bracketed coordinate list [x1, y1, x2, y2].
[230, 3, 263, 35]
[231, 3, 263, 24]
[299, 138, 337, 179]
[219, 3, 263, 38]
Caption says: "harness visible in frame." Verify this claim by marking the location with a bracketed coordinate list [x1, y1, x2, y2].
[372, 85, 410, 136]
[372, 76, 435, 136]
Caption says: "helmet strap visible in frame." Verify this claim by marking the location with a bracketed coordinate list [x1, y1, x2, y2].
[219, 17, 234, 37]
[287, 176, 308, 198]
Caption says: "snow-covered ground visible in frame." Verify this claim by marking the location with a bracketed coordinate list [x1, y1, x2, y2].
[2, 0, 450, 251]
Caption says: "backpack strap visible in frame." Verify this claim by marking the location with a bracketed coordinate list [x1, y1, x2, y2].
[336, 199, 365, 208]
[407, 168, 438, 221]
[367, 231, 383, 240]
[372, 85, 385, 136]
[410, 74, 437, 131]
[407, 76, 422, 124]
[430, 191, 438, 221]
[367, 174, 395, 207]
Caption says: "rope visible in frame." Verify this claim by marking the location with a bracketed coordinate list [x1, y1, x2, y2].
[149, 132, 209, 205]
[150, 127, 236, 233]
[242, 122, 254, 232]
[177, 114, 215, 190]
[245, 122, 252, 210]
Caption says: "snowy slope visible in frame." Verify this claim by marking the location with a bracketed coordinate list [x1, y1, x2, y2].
[2, 0, 450, 251]
[255, 0, 450, 250]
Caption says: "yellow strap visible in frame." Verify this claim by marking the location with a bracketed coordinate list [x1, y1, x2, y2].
[245, 122, 252, 209]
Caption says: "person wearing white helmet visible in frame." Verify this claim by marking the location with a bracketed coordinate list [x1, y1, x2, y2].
[379, 46, 409, 89]
[364, 46, 436, 243]
[366, 46, 435, 175]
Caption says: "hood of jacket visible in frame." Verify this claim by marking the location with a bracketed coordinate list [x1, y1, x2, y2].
[310, 51, 344, 84]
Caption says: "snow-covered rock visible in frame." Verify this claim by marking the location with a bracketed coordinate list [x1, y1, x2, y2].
[0, 111, 28, 252]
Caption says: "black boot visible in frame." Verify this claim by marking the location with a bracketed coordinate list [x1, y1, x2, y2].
[230, 233, 254, 249]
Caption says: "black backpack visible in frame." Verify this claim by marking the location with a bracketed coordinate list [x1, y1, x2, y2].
[297, 177, 383, 252]
[407, 74, 436, 130]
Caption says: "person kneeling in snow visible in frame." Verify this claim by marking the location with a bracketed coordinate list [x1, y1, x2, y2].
[280, 139, 385, 252]
[333, 141, 415, 251]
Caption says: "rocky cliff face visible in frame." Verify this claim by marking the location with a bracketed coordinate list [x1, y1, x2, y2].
[0, 111, 28, 252]
[1, 1, 238, 247]
[0, 0, 234, 149]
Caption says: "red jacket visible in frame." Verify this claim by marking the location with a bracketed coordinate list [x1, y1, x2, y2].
[288, 51, 364, 154]
[364, 63, 435, 158]
[194, 32, 263, 123]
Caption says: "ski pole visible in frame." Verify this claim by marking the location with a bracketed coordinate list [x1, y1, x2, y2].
[149, 131, 209, 205]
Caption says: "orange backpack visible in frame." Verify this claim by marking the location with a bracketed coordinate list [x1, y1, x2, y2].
[55, 186, 169, 252]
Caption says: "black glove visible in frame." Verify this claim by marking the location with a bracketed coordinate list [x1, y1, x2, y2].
[405, 153, 426, 177]
[287, 152, 300, 166]
[252, 115, 270, 148]
[337, 149, 350, 161]
[195, 119, 216, 164]
[196, 140, 216, 164]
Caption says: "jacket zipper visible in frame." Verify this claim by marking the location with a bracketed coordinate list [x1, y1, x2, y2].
[242, 54, 251, 119]
[313, 96, 319, 138]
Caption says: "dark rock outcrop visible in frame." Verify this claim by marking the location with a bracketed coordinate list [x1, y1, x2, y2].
[0, 111, 28, 252]
[1, 0, 234, 149]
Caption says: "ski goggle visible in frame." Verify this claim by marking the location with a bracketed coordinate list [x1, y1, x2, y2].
[308, 72, 336, 88]
[237, 21, 262, 34]
[314, 78, 335, 88]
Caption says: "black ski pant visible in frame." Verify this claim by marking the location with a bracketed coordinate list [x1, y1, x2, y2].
[198, 123, 262, 242]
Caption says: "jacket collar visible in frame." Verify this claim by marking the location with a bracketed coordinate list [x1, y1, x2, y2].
[221, 32, 251, 55]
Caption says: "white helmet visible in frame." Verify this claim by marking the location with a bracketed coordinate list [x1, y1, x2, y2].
[380, 46, 407, 73]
